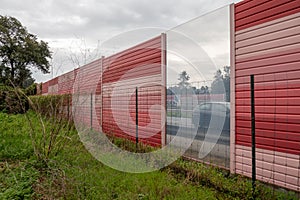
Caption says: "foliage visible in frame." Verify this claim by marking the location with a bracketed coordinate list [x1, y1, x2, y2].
[168, 71, 194, 100]
[0, 112, 38, 199]
[211, 66, 230, 101]
[24, 83, 37, 96]
[0, 111, 217, 199]
[166, 159, 298, 200]
[195, 85, 210, 94]
[27, 94, 73, 163]
[0, 15, 51, 88]
[0, 85, 6, 111]
[178, 70, 190, 88]
[107, 135, 156, 153]
[0, 161, 39, 200]
[0, 84, 28, 114]
[0, 109, 75, 199]
[0, 112, 33, 160]
[29, 94, 71, 118]
[0, 112, 298, 199]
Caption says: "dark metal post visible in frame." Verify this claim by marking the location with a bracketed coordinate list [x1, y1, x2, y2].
[67, 95, 70, 120]
[136, 87, 138, 148]
[91, 93, 93, 129]
[251, 75, 256, 196]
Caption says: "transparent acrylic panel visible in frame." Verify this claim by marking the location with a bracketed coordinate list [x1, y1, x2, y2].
[100, 28, 164, 57]
[166, 5, 231, 168]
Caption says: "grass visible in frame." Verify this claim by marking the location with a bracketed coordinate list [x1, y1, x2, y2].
[0, 161, 39, 199]
[0, 111, 298, 199]
[57, 145, 218, 200]
[0, 112, 218, 199]
[0, 113, 33, 160]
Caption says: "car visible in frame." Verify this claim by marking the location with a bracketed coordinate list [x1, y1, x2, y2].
[167, 95, 180, 107]
[192, 102, 230, 135]
[167, 99, 178, 107]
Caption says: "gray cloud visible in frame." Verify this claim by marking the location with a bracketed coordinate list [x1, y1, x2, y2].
[0, 0, 241, 82]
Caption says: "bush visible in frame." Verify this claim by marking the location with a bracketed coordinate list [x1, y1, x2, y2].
[27, 94, 73, 163]
[0, 84, 28, 114]
[24, 83, 37, 96]
[0, 85, 6, 111]
[29, 94, 71, 119]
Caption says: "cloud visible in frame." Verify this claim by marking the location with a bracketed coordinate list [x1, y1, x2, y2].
[0, 0, 241, 82]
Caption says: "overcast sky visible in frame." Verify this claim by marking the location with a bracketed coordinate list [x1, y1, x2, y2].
[0, 0, 241, 83]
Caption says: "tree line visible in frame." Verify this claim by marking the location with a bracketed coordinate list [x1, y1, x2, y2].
[168, 67, 230, 102]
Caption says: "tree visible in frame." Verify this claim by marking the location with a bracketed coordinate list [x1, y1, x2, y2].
[178, 71, 190, 88]
[211, 66, 230, 101]
[0, 15, 51, 88]
[199, 86, 210, 94]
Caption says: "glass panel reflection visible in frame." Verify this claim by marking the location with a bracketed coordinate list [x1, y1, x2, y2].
[166, 5, 231, 168]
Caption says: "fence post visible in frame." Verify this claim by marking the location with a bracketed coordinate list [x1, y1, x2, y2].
[136, 87, 138, 149]
[251, 74, 256, 197]
[91, 93, 93, 129]
[67, 95, 70, 121]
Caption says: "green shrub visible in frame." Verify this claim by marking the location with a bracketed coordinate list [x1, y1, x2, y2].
[29, 94, 71, 118]
[0, 85, 28, 114]
[27, 94, 73, 163]
[0, 85, 6, 112]
[24, 83, 37, 96]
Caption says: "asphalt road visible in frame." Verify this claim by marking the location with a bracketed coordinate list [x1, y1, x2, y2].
[166, 125, 230, 146]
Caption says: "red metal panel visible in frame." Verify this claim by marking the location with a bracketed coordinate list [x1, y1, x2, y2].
[41, 81, 49, 94]
[102, 36, 162, 146]
[40, 37, 162, 147]
[236, 0, 274, 14]
[236, 126, 300, 142]
[236, 0, 293, 20]
[236, 52, 300, 71]
[102, 47, 161, 83]
[236, 27, 300, 50]
[235, 145, 300, 191]
[105, 46, 161, 67]
[236, 69, 300, 85]
[236, 35, 300, 56]
[235, 0, 300, 31]
[236, 97, 300, 106]
[47, 77, 57, 86]
[58, 69, 78, 95]
[236, 62, 300, 78]
[235, 1, 300, 190]
[74, 59, 102, 130]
